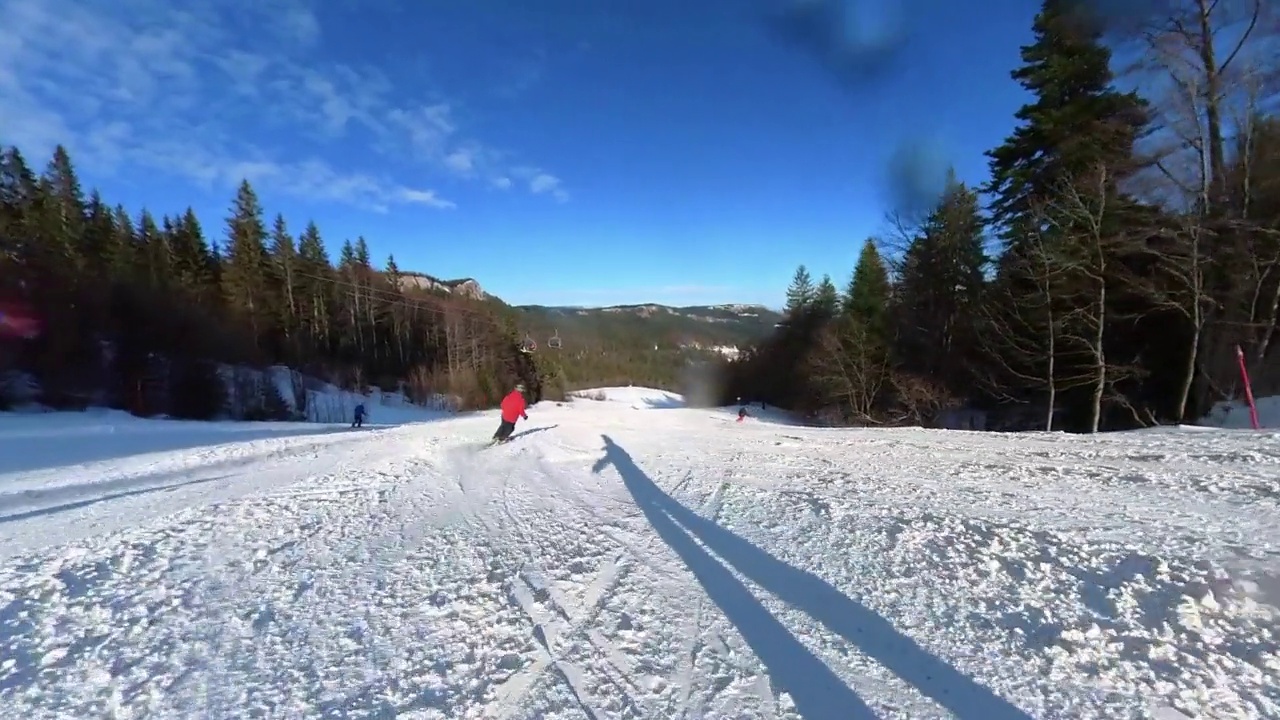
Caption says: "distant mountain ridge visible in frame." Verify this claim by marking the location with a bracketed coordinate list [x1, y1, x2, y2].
[395, 271, 489, 300]
[523, 302, 778, 317]
[387, 269, 781, 351]
[513, 303, 783, 350]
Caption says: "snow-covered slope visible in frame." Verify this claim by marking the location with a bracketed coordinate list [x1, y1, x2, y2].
[1, 391, 1278, 718]
[570, 385, 686, 409]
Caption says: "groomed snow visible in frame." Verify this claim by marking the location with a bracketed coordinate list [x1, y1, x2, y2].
[1, 390, 1278, 719]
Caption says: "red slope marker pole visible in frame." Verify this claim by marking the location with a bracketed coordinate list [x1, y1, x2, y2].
[1236, 345, 1260, 430]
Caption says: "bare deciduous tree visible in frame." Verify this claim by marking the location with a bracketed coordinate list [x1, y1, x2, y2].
[1124, 0, 1279, 409]
[805, 315, 891, 424]
[1042, 164, 1153, 432]
[1130, 0, 1272, 211]
[977, 223, 1072, 430]
[889, 372, 956, 427]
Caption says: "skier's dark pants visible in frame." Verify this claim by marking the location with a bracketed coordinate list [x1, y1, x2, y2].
[352, 416, 363, 428]
[493, 419, 516, 442]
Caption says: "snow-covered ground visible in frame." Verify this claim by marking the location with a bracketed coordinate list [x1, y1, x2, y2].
[570, 386, 686, 409]
[1, 389, 1278, 719]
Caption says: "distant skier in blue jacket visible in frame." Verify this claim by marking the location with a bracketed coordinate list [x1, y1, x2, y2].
[352, 403, 366, 428]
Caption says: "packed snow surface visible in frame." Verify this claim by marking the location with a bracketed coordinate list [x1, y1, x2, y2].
[1, 389, 1279, 719]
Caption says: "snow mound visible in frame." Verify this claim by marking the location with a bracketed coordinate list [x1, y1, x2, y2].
[1201, 394, 1279, 429]
[571, 386, 686, 409]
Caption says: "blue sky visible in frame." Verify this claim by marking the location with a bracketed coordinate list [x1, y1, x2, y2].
[0, 0, 1040, 308]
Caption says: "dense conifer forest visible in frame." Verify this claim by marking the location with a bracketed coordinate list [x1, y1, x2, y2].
[0, 155, 543, 418]
[722, 0, 1279, 432]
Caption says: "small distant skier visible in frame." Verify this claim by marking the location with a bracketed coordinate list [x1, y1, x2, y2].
[352, 403, 366, 429]
[737, 406, 748, 423]
[491, 383, 528, 445]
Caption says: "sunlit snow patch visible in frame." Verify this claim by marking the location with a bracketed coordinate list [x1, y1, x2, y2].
[571, 386, 686, 410]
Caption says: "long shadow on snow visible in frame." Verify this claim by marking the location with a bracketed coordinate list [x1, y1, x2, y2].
[594, 436, 874, 718]
[508, 424, 559, 442]
[640, 395, 684, 409]
[595, 435, 1032, 720]
[0, 475, 232, 525]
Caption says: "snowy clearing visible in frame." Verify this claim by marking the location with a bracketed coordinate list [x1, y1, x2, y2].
[1, 390, 1278, 719]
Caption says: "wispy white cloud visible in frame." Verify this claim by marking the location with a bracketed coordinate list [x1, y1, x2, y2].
[513, 166, 571, 203]
[444, 150, 476, 175]
[0, 0, 566, 210]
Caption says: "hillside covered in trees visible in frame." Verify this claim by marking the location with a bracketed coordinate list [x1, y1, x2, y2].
[517, 303, 780, 351]
[0, 155, 548, 417]
[723, 0, 1279, 432]
[514, 303, 780, 393]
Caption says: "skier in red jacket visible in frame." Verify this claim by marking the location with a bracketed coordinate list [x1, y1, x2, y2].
[492, 383, 528, 444]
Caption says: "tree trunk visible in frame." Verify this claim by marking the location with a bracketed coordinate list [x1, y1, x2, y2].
[1174, 238, 1204, 422]
[1089, 283, 1106, 434]
[1045, 330, 1055, 432]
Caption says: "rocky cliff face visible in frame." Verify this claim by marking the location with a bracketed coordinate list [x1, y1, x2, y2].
[397, 273, 488, 300]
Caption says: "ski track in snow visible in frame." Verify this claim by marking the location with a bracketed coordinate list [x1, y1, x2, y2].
[0, 392, 1278, 719]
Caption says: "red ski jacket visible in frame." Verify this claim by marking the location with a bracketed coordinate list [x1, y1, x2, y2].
[500, 390, 528, 423]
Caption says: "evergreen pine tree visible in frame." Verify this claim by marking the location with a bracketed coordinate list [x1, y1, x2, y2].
[984, 0, 1148, 249]
[895, 177, 987, 389]
[297, 221, 333, 349]
[814, 274, 840, 318]
[269, 213, 301, 355]
[221, 180, 273, 349]
[384, 254, 402, 288]
[110, 204, 136, 280]
[354, 236, 372, 268]
[784, 265, 815, 316]
[298, 222, 330, 268]
[40, 145, 86, 275]
[842, 238, 891, 343]
[169, 207, 215, 292]
[0, 148, 39, 287]
[138, 210, 170, 290]
[81, 191, 118, 278]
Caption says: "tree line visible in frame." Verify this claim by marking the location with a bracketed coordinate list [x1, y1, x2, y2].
[723, 0, 1279, 432]
[0, 149, 542, 419]
[518, 310, 766, 396]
